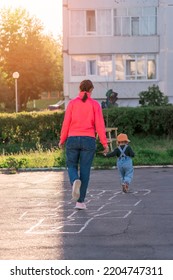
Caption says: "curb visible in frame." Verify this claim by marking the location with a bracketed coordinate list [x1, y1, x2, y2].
[1, 165, 173, 174]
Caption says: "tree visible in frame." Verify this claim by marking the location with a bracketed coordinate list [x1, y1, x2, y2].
[139, 84, 169, 107]
[0, 8, 63, 110]
[0, 69, 14, 109]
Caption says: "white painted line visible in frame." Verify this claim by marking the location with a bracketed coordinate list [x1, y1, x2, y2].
[123, 210, 132, 218]
[23, 187, 152, 235]
[109, 191, 121, 200]
[18, 211, 27, 220]
[97, 190, 106, 195]
[94, 211, 112, 217]
[134, 200, 142, 206]
[67, 211, 77, 219]
[78, 217, 94, 233]
[97, 205, 106, 211]
[25, 218, 45, 234]
[143, 189, 151, 196]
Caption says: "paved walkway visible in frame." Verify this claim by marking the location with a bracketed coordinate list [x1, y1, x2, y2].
[0, 167, 173, 260]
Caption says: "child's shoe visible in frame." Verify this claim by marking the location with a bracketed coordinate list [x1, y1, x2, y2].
[125, 183, 129, 192]
[122, 183, 128, 193]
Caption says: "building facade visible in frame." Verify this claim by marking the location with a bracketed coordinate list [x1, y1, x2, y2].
[63, 0, 173, 107]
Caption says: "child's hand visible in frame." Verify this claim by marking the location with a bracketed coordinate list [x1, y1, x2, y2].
[103, 146, 109, 156]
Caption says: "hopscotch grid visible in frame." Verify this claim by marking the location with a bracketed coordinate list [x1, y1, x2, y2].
[25, 209, 133, 235]
[23, 187, 151, 235]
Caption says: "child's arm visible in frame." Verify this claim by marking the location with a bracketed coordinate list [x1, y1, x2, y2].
[128, 146, 135, 157]
[104, 148, 118, 158]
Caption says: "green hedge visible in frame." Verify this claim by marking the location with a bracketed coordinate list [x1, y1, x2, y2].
[0, 106, 173, 155]
[104, 106, 173, 137]
[0, 111, 64, 153]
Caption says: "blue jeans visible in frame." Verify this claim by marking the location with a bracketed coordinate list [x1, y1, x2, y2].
[117, 156, 134, 186]
[66, 136, 96, 202]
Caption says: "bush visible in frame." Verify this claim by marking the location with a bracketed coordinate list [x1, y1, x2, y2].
[0, 111, 64, 154]
[139, 84, 169, 106]
[103, 106, 173, 137]
[1, 106, 173, 157]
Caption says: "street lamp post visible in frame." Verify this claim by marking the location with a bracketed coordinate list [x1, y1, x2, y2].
[12, 72, 20, 112]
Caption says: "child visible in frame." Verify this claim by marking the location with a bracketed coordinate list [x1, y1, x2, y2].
[104, 133, 135, 193]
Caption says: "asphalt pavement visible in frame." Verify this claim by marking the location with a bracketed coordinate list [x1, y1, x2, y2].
[0, 167, 173, 260]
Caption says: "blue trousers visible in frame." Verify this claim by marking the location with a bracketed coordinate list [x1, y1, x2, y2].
[117, 157, 134, 186]
[66, 136, 96, 202]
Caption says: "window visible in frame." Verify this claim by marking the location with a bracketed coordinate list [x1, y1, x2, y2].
[71, 54, 156, 81]
[115, 55, 125, 80]
[86, 10, 96, 34]
[87, 59, 96, 75]
[71, 56, 86, 76]
[126, 57, 136, 80]
[115, 54, 156, 80]
[98, 55, 112, 76]
[70, 9, 112, 36]
[71, 55, 112, 77]
[70, 10, 85, 36]
[97, 10, 112, 35]
[147, 55, 156, 79]
[114, 7, 157, 36]
[131, 17, 140, 36]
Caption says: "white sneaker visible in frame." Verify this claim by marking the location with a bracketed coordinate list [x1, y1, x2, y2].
[75, 202, 86, 210]
[72, 179, 81, 201]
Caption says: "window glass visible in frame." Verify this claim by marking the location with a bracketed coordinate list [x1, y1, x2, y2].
[71, 55, 156, 80]
[115, 54, 156, 80]
[115, 55, 125, 80]
[98, 55, 112, 76]
[71, 56, 86, 76]
[141, 17, 148, 35]
[149, 16, 157, 35]
[86, 10, 96, 33]
[128, 7, 142, 16]
[114, 7, 157, 36]
[122, 17, 130, 35]
[70, 10, 85, 36]
[97, 10, 112, 35]
[126, 59, 136, 79]
[147, 56, 156, 79]
[114, 8, 127, 16]
[114, 17, 121, 35]
[131, 17, 139, 35]
[143, 7, 156, 16]
[87, 60, 96, 75]
[137, 55, 146, 79]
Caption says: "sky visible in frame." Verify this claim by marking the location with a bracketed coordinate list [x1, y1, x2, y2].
[0, 0, 62, 38]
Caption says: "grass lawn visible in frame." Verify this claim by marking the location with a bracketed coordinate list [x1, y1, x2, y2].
[95, 135, 173, 168]
[0, 135, 173, 170]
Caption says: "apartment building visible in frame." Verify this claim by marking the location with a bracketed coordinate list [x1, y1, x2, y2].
[62, 0, 173, 107]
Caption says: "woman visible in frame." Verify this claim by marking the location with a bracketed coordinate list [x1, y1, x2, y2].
[59, 80, 109, 210]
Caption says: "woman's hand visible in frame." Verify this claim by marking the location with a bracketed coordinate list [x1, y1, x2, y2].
[103, 146, 109, 155]
[58, 142, 64, 149]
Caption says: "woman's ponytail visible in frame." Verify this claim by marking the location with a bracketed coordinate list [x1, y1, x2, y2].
[82, 92, 88, 102]
[79, 80, 94, 102]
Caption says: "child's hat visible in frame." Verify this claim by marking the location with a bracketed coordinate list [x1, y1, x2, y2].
[117, 133, 130, 142]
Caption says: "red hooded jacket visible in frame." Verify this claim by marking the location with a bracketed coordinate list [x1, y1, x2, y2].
[59, 92, 108, 147]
